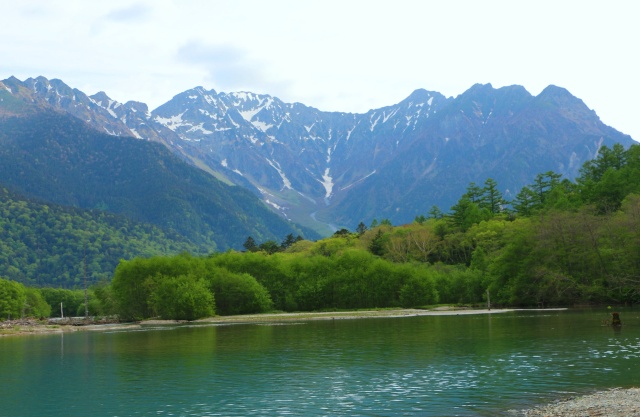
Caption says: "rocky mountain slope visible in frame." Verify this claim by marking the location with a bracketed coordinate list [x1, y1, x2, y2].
[1, 76, 634, 235]
[0, 108, 315, 250]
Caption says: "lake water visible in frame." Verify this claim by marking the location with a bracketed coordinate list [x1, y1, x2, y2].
[1, 309, 639, 416]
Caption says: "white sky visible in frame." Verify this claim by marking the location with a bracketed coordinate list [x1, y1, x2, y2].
[2, 0, 638, 140]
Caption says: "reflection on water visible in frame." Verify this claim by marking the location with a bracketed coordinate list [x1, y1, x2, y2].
[1, 309, 638, 416]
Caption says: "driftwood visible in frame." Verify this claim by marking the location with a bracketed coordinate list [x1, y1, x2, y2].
[47, 316, 120, 326]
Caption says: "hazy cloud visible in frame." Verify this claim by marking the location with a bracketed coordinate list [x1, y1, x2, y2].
[176, 41, 289, 94]
[104, 3, 151, 22]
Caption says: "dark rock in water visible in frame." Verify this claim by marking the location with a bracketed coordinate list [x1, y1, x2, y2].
[611, 312, 622, 327]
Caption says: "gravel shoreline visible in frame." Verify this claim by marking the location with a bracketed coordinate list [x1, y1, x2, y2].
[1, 307, 567, 336]
[509, 388, 640, 416]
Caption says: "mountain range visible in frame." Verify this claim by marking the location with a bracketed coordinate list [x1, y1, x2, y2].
[1, 76, 635, 237]
[0, 96, 315, 252]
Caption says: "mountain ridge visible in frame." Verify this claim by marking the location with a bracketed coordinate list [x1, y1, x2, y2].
[1, 76, 634, 235]
[0, 108, 317, 250]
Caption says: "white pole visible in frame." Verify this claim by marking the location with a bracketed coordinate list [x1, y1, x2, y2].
[60, 302, 64, 319]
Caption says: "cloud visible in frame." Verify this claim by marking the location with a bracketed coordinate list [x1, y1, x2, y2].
[176, 41, 290, 94]
[104, 3, 151, 22]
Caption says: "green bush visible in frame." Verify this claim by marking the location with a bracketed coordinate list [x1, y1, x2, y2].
[206, 267, 272, 315]
[147, 273, 215, 320]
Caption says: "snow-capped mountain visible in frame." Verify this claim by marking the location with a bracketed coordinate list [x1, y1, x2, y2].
[1, 76, 635, 235]
[149, 86, 451, 230]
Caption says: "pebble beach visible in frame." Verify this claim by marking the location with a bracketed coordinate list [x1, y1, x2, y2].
[511, 388, 640, 416]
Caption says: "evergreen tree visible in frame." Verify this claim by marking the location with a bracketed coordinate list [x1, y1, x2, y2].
[369, 229, 386, 256]
[280, 233, 297, 250]
[243, 236, 258, 252]
[532, 171, 562, 205]
[258, 240, 280, 254]
[464, 182, 483, 203]
[414, 215, 427, 225]
[480, 178, 504, 214]
[356, 222, 368, 235]
[428, 205, 444, 219]
[512, 186, 538, 216]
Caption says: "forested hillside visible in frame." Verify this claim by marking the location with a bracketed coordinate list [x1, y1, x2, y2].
[0, 111, 317, 251]
[0, 187, 201, 288]
[81, 144, 640, 320]
[2, 144, 639, 320]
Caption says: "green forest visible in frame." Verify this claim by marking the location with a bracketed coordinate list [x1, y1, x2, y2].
[2, 143, 640, 321]
[0, 187, 203, 287]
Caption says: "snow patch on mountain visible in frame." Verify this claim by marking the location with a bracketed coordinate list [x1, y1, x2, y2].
[130, 128, 143, 139]
[265, 199, 283, 210]
[320, 168, 333, 200]
[340, 170, 377, 191]
[252, 120, 273, 132]
[346, 125, 356, 141]
[187, 123, 213, 135]
[238, 107, 261, 122]
[266, 159, 292, 190]
[155, 112, 188, 131]
[370, 114, 381, 131]
[103, 127, 117, 136]
[383, 108, 398, 123]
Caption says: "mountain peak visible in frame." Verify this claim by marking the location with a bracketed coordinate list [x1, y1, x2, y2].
[406, 88, 433, 100]
[536, 84, 591, 112]
[90, 91, 113, 104]
[539, 84, 572, 97]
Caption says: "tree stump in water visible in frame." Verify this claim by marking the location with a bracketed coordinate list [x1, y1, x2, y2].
[611, 312, 622, 327]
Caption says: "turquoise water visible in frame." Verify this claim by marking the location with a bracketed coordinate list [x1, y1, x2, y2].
[1, 309, 639, 416]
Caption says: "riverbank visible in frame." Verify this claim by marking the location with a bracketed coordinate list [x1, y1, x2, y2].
[510, 387, 640, 416]
[1, 306, 566, 336]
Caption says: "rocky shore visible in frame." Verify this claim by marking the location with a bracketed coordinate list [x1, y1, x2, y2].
[511, 388, 640, 416]
[0, 317, 122, 336]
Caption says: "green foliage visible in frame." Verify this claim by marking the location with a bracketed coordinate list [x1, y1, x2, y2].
[479, 178, 504, 214]
[40, 287, 86, 317]
[110, 254, 275, 320]
[449, 196, 490, 231]
[147, 273, 215, 320]
[243, 236, 258, 252]
[399, 269, 439, 308]
[6, 143, 640, 318]
[428, 205, 444, 219]
[0, 277, 26, 319]
[258, 240, 280, 254]
[206, 268, 272, 315]
[368, 229, 387, 256]
[24, 288, 51, 318]
[0, 187, 202, 288]
[110, 255, 198, 320]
